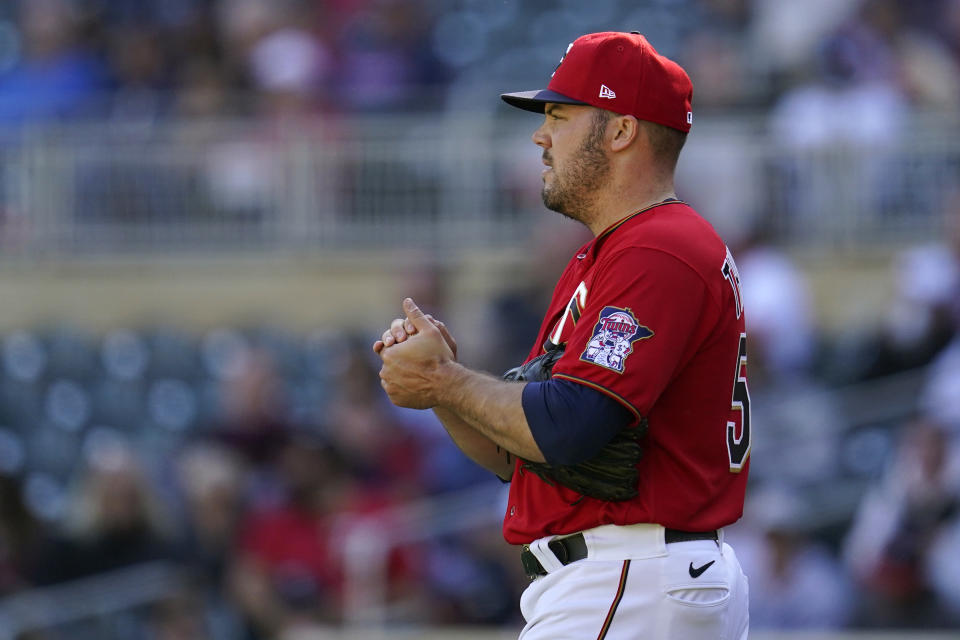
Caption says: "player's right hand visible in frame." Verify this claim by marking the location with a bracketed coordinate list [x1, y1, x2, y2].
[373, 310, 457, 359]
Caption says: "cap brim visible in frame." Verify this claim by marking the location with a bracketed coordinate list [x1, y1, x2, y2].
[500, 89, 590, 113]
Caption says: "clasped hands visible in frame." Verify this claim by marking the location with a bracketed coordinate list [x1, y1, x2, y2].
[372, 298, 458, 410]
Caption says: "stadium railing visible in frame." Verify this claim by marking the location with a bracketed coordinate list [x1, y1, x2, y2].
[0, 112, 956, 259]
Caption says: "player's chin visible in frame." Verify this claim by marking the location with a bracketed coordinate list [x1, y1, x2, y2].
[541, 183, 555, 204]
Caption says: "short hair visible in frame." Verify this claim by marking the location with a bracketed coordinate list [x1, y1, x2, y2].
[639, 120, 688, 171]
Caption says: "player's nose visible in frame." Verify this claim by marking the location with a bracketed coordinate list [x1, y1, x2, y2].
[532, 123, 550, 149]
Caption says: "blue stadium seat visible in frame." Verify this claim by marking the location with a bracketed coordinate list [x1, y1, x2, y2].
[2, 330, 48, 383]
[44, 379, 93, 434]
[100, 328, 150, 381]
[147, 378, 198, 432]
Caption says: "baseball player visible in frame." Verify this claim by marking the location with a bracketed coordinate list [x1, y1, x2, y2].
[375, 32, 750, 639]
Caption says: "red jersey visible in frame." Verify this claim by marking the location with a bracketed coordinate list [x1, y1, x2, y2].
[503, 200, 750, 544]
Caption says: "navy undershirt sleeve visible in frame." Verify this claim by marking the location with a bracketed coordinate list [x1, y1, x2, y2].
[521, 378, 635, 466]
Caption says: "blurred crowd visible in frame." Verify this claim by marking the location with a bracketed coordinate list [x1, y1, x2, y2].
[0, 0, 452, 126]
[1, 0, 960, 638]
[0, 0, 958, 125]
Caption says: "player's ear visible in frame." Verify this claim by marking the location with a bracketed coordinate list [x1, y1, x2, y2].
[610, 115, 639, 152]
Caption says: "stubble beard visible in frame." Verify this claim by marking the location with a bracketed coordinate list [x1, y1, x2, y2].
[541, 115, 611, 225]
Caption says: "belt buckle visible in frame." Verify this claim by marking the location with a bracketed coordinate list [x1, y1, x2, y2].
[547, 538, 569, 563]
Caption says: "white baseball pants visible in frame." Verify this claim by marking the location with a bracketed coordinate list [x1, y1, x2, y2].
[518, 523, 749, 640]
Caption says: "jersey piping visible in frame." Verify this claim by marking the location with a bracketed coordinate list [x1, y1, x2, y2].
[551, 372, 643, 423]
[594, 197, 684, 242]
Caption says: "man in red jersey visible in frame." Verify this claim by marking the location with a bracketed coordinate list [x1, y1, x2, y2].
[374, 31, 750, 639]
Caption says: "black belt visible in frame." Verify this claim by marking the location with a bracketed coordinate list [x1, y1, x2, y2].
[520, 529, 718, 579]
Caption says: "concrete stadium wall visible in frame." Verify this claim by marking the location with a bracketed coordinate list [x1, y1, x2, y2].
[0, 248, 895, 336]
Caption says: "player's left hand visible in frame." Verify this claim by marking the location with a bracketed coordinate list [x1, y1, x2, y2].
[378, 298, 456, 409]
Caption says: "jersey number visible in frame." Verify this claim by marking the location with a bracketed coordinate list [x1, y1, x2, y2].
[726, 333, 751, 472]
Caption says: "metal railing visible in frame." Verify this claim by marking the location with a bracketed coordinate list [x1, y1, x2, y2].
[0, 112, 957, 259]
[0, 562, 187, 640]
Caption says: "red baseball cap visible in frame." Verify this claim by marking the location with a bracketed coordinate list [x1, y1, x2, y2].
[501, 32, 693, 132]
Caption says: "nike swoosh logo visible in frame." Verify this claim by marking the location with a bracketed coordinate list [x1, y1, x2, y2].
[688, 560, 715, 578]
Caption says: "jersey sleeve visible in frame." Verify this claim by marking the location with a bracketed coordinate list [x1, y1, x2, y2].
[549, 247, 713, 419]
[521, 378, 634, 465]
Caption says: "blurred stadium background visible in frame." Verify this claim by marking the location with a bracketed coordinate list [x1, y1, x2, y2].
[0, 0, 959, 638]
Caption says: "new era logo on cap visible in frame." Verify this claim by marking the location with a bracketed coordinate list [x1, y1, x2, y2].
[500, 32, 694, 133]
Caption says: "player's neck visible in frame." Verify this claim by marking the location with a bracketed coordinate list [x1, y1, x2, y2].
[586, 181, 678, 236]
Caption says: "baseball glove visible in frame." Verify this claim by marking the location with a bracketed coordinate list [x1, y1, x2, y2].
[503, 345, 647, 502]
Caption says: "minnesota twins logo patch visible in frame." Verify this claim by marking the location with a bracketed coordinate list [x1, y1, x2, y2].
[580, 307, 653, 373]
